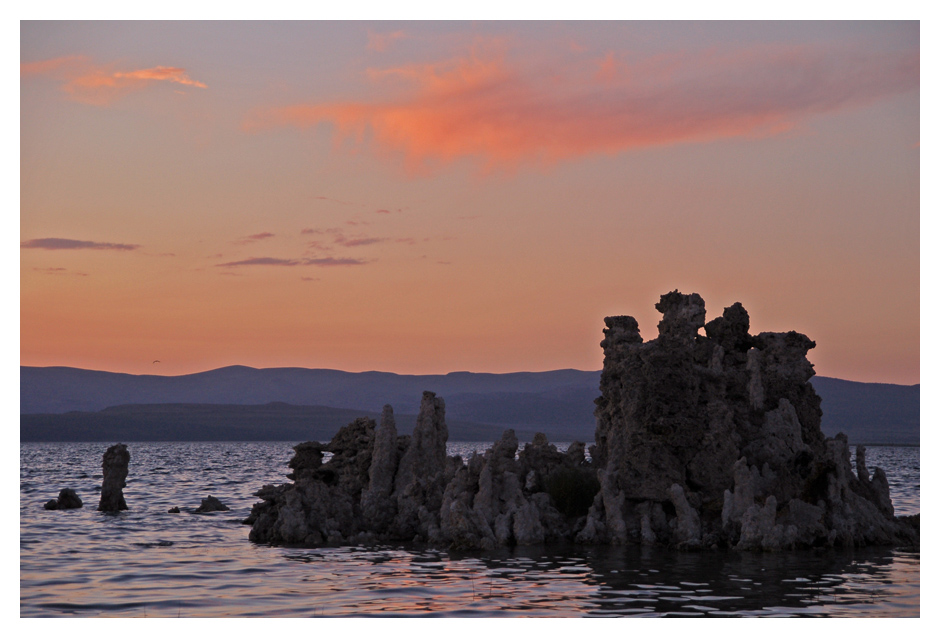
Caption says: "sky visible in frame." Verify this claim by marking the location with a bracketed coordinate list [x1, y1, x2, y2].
[19, 21, 920, 384]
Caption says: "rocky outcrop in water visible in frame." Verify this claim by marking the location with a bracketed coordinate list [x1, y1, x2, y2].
[245, 391, 595, 548]
[581, 291, 918, 550]
[44, 488, 83, 510]
[246, 292, 917, 551]
[97, 443, 129, 512]
[195, 495, 230, 513]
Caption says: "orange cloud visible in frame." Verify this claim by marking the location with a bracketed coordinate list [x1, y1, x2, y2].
[21, 56, 207, 105]
[20, 55, 86, 76]
[246, 44, 918, 172]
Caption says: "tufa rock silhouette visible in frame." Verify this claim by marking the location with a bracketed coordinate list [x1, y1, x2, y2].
[245, 292, 918, 550]
[97, 443, 129, 512]
[44, 488, 83, 510]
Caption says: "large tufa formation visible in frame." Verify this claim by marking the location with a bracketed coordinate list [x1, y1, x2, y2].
[97, 443, 130, 512]
[245, 391, 595, 549]
[246, 291, 917, 551]
[582, 290, 918, 550]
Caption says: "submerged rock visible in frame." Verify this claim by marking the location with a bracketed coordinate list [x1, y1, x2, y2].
[44, 488, 83, 510]
[195, 496, 230, 513]
[246, 292, 918, 551]
[97, 443, 129, 512]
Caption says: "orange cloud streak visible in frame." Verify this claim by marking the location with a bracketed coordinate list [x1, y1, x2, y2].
[20, 55, 87, 76]
[247, 44, 918, 172]
[21, 56, 207, 105]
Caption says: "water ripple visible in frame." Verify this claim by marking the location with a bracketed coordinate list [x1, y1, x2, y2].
[21, 441, 920, 617]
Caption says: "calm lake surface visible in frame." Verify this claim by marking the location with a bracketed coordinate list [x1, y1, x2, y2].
[20, 441, 919, 617]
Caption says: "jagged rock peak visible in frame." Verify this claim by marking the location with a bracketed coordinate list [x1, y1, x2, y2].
[655, 290, 706, 342]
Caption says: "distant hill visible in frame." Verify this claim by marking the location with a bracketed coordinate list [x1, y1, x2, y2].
[809, 377, 919, 445]
[19, 366, 918, 445]
[19, 403, 527, 443]
[19, 365, 598, 416]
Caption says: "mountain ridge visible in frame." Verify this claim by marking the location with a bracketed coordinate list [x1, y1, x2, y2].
[20, 365, 919, 445]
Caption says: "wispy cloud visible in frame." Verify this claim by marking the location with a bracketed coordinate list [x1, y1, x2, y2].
[20, 55, 85, 76]
[303, 227, 390, 247]
[21, 55, 207, 105]
[594, 51, 621, 83]
[313, 195, 357, 205]
[333, 234, 386, 247]
[21, 238, 140, 251]
[232, 232, 276, 245]
[217, 257, 299, 267]
[301, 227, 342, 235]
[247, 41, 918, 172]
[304, 257, 368, 266]
[33, 267, 88, 276]
[216, 256, 369, 268]
[367, 30, 407, 53]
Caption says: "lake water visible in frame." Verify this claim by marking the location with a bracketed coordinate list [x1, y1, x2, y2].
[20, 441, 919, 617]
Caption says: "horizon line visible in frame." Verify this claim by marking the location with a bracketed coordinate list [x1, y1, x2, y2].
[18, 363, 920, 387]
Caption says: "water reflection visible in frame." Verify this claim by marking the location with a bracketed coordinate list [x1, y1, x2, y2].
[269, 542, 918, 617]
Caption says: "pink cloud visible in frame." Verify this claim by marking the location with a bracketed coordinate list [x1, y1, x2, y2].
[594, 51, 621, 83]
[367, 30, 407, 53]
[247, 42, 918, 172]
[22, 55, 207, 105]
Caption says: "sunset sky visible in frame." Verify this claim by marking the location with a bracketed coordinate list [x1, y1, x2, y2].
[19, 21, 920, 384]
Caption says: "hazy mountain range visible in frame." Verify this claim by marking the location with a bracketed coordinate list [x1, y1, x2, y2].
[20, 366, 919, 445]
